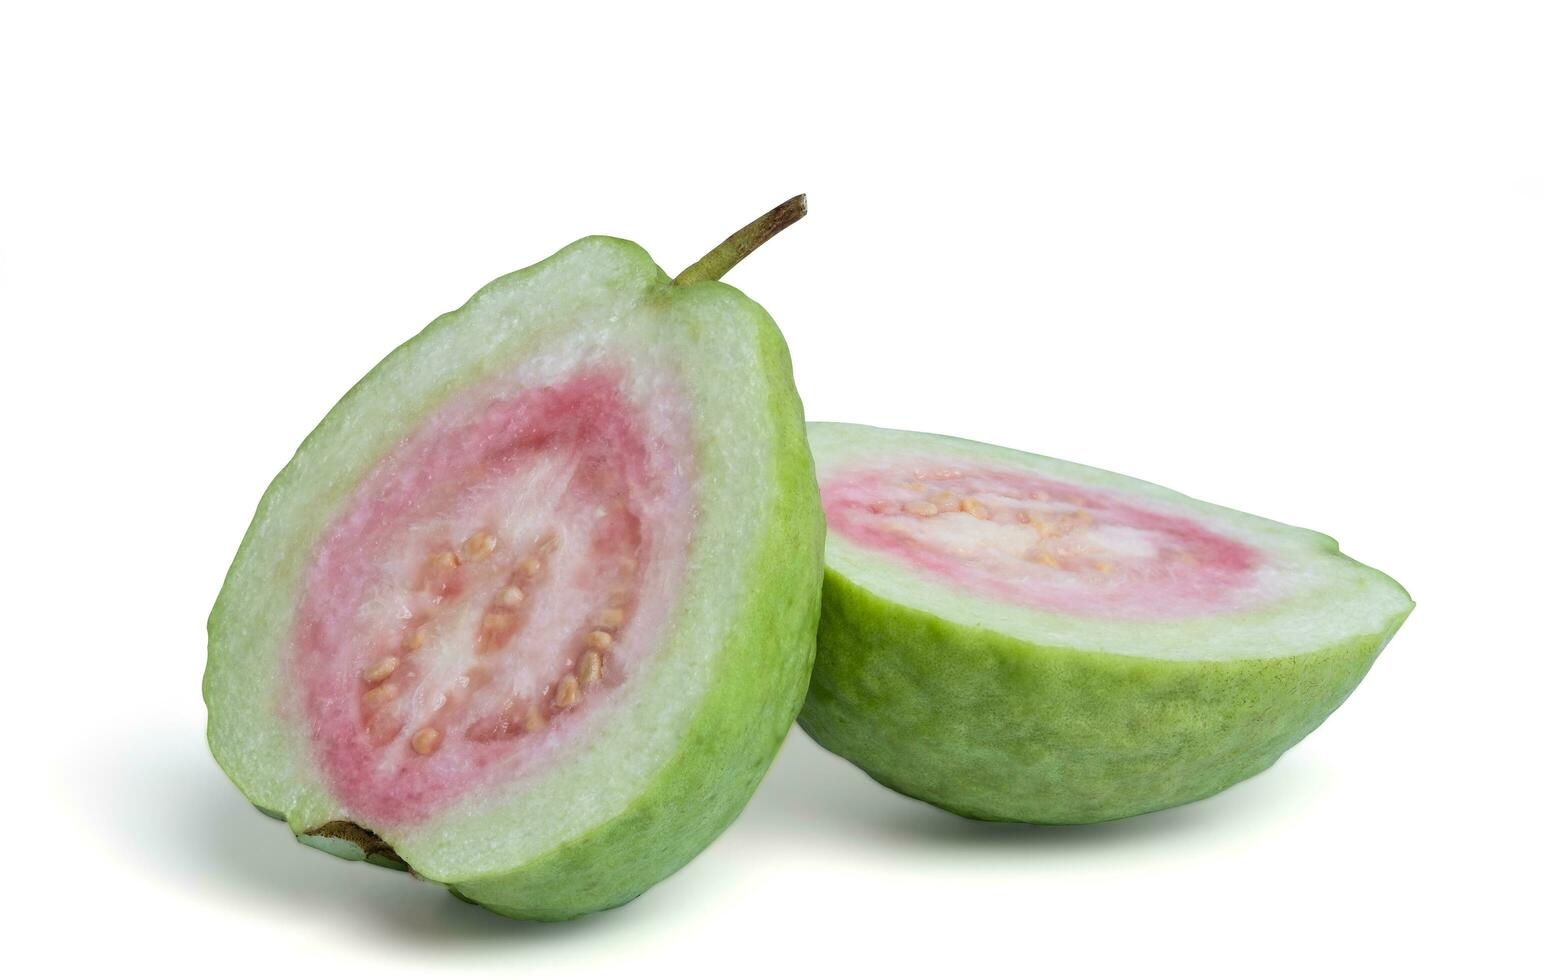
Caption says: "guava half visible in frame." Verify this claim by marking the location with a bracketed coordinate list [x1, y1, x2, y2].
[204, 198, 824, 920]
[799, 422, 1412, 824]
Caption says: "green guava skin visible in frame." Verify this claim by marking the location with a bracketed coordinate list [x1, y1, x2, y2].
[205, 237, 824, 920]
[800, 568, 1410, 824]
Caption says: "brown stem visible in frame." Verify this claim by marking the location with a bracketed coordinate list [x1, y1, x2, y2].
[672, 194, 807, 286]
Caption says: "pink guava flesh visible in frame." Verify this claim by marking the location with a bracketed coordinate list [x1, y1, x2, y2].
[821, 458, 1260, 621]
[294, 368, 694, 825]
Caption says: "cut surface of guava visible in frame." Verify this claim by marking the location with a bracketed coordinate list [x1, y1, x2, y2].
[800, 422, 1411, 824]
[299, 368, 693, 826]
[205, 228, 823, 920]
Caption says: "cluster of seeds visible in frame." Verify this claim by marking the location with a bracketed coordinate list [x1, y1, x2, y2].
[823, 459, 1260, 620]
[875, 480, 1128, 575]
[356, 524, 637, 758]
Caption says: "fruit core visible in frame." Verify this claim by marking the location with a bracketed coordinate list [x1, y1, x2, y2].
[294, 368, 693, 824]
[821, 458, 1260, 620]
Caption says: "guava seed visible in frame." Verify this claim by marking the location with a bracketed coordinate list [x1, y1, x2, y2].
[411, 727, 441, 755]
[363, 657, 399, 684]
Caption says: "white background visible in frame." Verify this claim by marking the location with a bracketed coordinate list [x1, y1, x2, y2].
[3, 2, 1539, 976]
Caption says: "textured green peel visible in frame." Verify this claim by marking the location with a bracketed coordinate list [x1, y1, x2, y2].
[805, 568, 1407, 823]
[799, 422, 1412, 824]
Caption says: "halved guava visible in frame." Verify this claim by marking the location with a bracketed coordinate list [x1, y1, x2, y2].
[205, 200, 824, 920]
[800, 422, 1412, 824]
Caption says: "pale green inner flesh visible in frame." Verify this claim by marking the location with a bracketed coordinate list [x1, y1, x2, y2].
[810, 422, 1412, 662]
[207, 239, 790, 881]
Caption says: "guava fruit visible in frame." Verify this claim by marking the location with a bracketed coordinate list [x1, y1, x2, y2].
[204, 197, 824, 920]
[799, 422, 1412, 824]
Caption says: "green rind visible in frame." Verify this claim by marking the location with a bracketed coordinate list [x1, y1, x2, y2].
[205, 240, 824, 919]
[800, 567, 1410, 824]
[451, 284, 824, 919]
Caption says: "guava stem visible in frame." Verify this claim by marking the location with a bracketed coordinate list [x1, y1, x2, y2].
[672, 194, 807, 286]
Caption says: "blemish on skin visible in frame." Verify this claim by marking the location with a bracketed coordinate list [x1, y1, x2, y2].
[905, 500, 940, 517]
[524, 704, 547, 733]
[586, 630, 613, 651]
